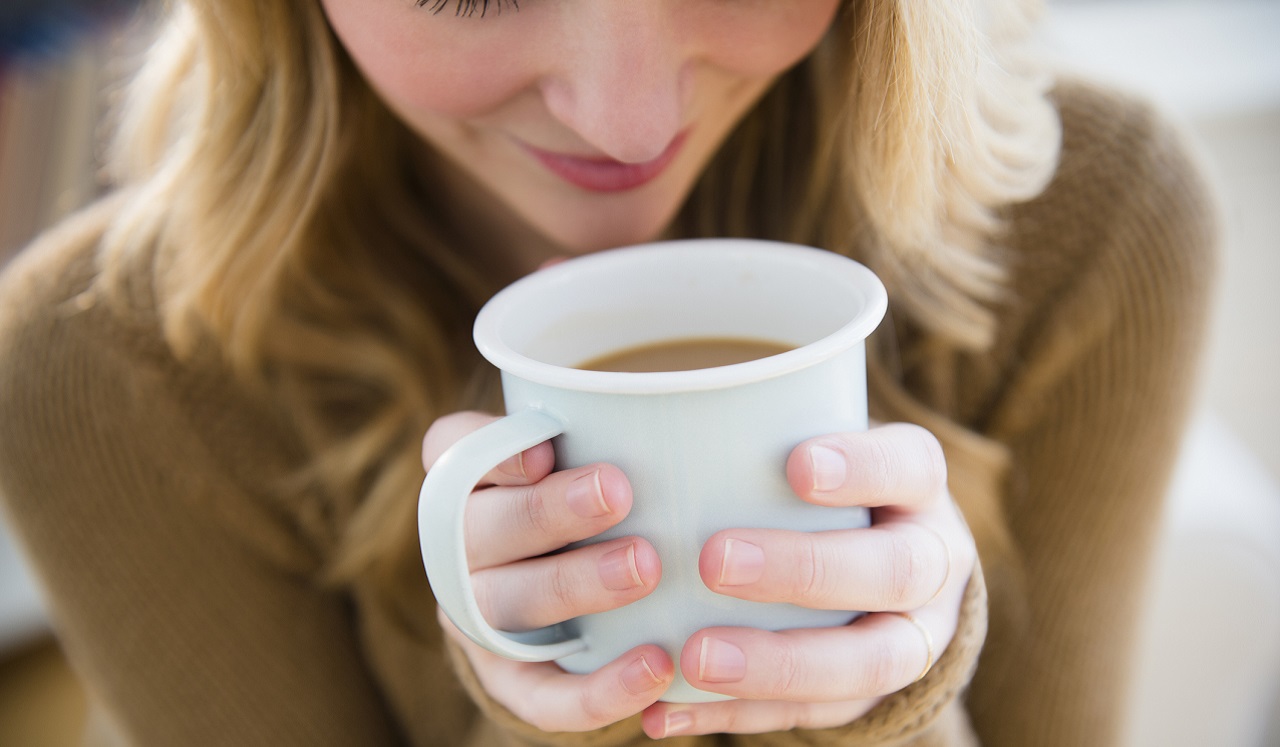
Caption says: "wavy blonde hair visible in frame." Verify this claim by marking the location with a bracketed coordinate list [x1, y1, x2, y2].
[98, 0, 1060, 600]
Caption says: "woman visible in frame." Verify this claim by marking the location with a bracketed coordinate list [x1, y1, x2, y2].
[0, 0, 1216, 744]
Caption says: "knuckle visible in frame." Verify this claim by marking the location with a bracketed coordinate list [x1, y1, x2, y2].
[879, 532, 924, 609]
[718, 706, 744, 734]
[516, 485, 557, 539]
[520, 701, 564, 733]
[497, 677, 583, 732]
[768, 638, 808, 701]
[900, 423, 948, 493]
[788, 702, 818, 731]
[470, 574, 505, 629]
[797, 536, 827, 603]
[796, 536, 843, 609]
[422, 411, 489, 468]
[421, 422, 451, 469]
[574, 688, 614, 731]
[861, 635, 906, 695]
[545, 560, 580, 616]
[807, 700, 872, 730]
[860, 435, 898, 504]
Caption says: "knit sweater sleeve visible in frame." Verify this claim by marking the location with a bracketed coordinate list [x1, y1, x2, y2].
[964, 84, 1219, 745]
[0, 212, 406, 745]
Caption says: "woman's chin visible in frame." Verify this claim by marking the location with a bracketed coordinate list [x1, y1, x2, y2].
[527, 206, 679, 257]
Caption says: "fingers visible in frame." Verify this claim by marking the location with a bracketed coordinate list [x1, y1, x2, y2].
[442, 611, 674, 733]
[754, 423, 970, 612]
[426, 411, 656, 636]
[642, 698, 878, 739]
[786, 423, 947, 510]
[668, 421, 974, 731]
[464, 463, 633, 569]
[676, 611, 945, 703]
[473, 537, 661, 632]
[423, 411, 556, 488]
[699, 520, 956, 612]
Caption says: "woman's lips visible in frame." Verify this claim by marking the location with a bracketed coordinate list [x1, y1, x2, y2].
[519, 131, 688, 193]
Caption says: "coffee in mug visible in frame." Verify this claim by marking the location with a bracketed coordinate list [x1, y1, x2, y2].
[577, 337, 795, 373]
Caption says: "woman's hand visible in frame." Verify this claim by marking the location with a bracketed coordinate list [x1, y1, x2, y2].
[423, 412, 675, 732]
[640, 423, 977, 739]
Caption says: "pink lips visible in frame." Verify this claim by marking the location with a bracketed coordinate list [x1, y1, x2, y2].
[520, 131, 688, 193]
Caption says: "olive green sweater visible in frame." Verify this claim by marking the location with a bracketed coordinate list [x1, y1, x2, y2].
[0, 81, 1216, 746]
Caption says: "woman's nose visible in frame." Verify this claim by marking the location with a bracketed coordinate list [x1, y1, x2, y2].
[538, 4, 689, 164]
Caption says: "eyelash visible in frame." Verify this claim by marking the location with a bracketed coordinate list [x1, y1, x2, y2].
[415, 0, 520, 18]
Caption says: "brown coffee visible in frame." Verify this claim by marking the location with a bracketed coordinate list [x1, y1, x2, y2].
[577, 337, 794, 373]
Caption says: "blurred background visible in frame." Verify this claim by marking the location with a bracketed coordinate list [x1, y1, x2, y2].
[1, 0, 1278, 744]
[1041, 5, 1280, 742]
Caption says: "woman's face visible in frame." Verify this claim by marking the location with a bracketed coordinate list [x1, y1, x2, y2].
[320, 0, 840, 258]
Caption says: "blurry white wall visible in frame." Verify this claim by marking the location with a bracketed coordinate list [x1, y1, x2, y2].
[1046, 2, 1280, 474]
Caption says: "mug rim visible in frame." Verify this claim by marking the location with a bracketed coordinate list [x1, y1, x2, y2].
[473, 239, 888, 395]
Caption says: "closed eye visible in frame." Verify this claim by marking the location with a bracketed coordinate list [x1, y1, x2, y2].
[416, 0, 520, 18]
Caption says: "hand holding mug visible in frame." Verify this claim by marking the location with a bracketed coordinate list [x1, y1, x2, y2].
[425, 418, 974, 735]
[419, 239, 975, 732]
[641, 423, 976, 737]
[423, 412, 676, 731]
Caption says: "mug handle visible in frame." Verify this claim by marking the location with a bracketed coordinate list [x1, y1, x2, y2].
[418, 407, 588, 661]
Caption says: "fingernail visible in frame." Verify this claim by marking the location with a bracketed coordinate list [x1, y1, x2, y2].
[566, 470, 610, 518]
[498, 450, 527, 480]
[663, 710, 694, 736]
[621, 654, 662, 694]
[810, 444, 847, 493]
[718, 538, 765, 586]
[599, 543, 643, 591]
[698, 637, 747, 683]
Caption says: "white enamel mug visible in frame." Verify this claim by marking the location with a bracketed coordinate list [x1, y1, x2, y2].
[419, 238, 888, 702]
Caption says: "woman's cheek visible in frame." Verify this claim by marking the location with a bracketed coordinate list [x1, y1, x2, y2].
[686, 0, 841, 77]
[323, 0, 538, 120]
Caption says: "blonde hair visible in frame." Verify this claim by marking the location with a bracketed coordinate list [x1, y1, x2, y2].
[98, 0, 1059, 598]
